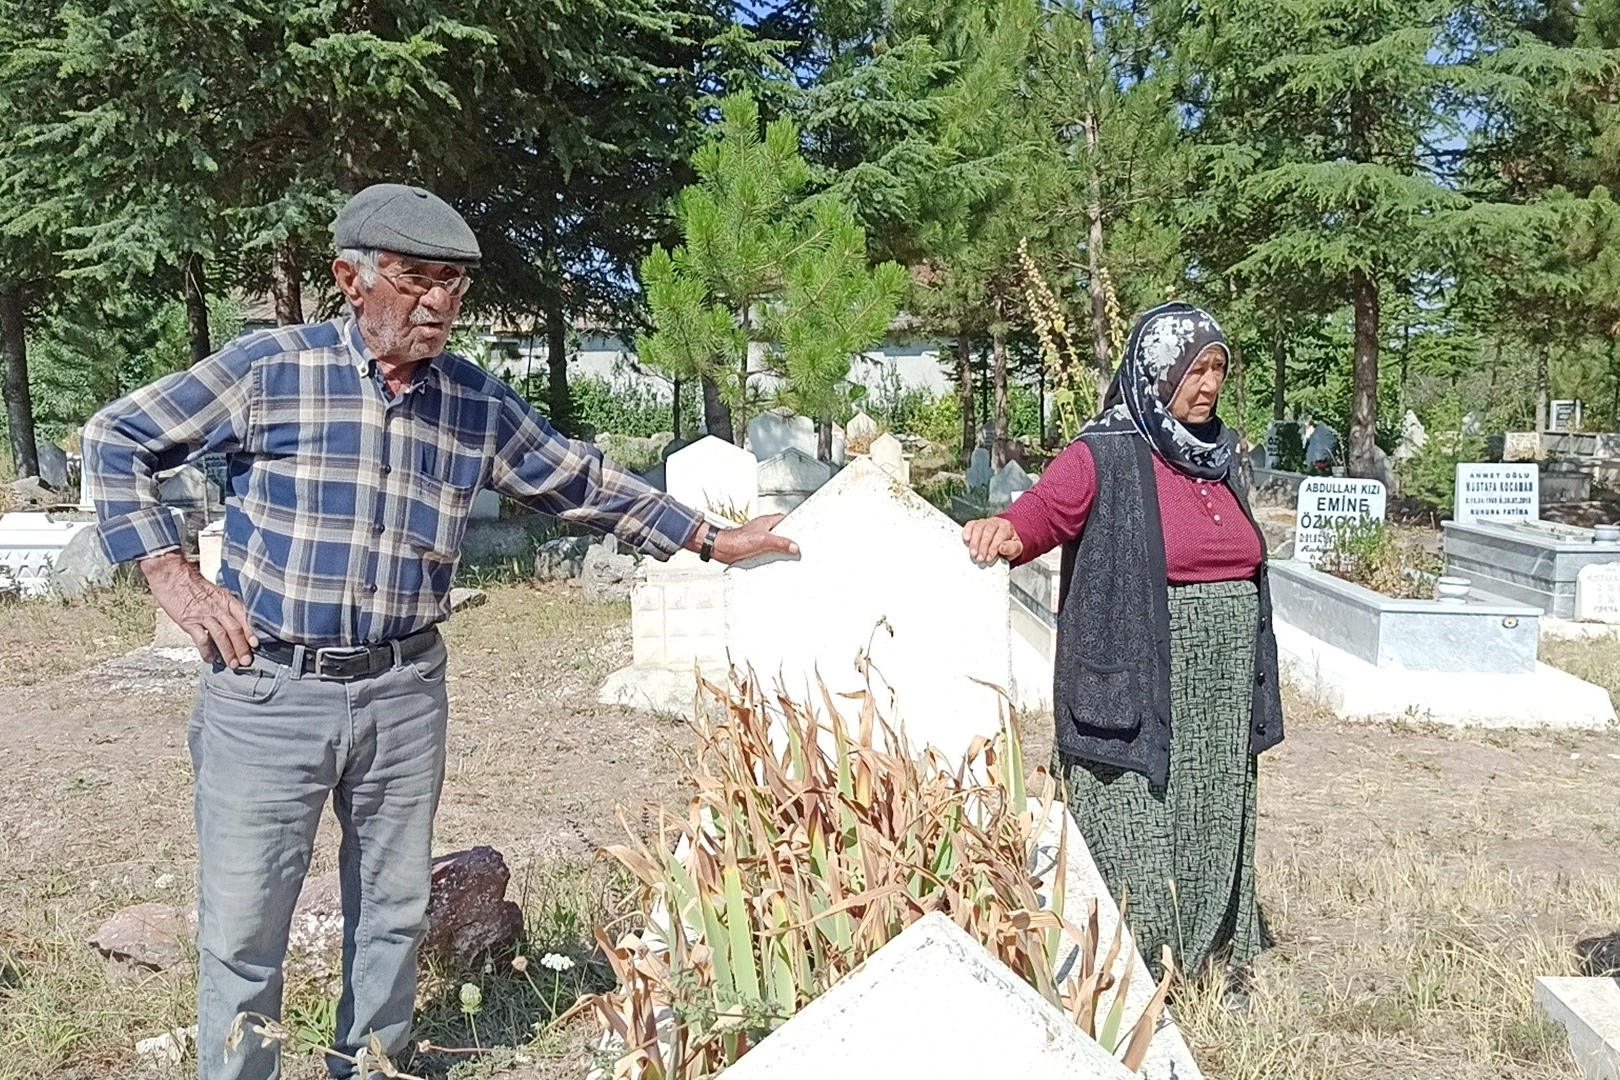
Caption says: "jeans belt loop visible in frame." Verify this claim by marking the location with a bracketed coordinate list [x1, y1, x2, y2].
[390, 639, 403, 670]
[290, 643, 306, 681]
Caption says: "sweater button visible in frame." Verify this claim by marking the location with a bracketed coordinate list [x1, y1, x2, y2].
[1213, 513, 1223, 523]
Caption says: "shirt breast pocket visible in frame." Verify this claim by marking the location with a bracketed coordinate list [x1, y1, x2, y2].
[402, 472, 477, 562]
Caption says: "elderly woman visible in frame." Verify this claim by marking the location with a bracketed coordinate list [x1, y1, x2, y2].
[963, 302, 1283, 992]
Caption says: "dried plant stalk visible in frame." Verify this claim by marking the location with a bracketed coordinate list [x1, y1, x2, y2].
[583, 666, 1173, 1078]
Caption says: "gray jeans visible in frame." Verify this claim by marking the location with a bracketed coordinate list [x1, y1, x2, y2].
[187, 634, 449, 1080]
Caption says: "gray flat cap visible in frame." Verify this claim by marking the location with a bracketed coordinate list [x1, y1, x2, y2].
[332, 183, 481, 265]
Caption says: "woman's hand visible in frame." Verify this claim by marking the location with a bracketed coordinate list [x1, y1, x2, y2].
[961, 517, 1024, 566]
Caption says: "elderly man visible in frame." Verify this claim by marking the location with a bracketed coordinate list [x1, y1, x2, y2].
[82, 184, 794, 1080]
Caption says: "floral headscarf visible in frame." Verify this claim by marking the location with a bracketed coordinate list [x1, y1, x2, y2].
[1093, 302, 1232, 481]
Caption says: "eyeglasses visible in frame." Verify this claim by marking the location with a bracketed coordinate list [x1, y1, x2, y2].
[376, 265, 473, 299]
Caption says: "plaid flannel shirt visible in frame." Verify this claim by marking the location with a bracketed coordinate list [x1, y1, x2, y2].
[83, 317, 703, 646]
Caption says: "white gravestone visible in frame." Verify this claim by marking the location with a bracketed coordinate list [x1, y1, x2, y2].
[966, 447, 993, 493]
[846, 410, 880, 443]
[1454, 463, 1540, 525]
[1576, 564, 1620, 624]
[746, 410, 847, 466]
[1504, 431, 1542, 462]
[0, 512, 95, 598]
[665, 436, 760, 524]
[1293, 476, 1387, 564]
[989, 461, 1035, 511]
[723, 457, 1011, 766]
[757, 448, 834, 516]
[720, 913, 1136, 1080]
[868, 432, 909, 485]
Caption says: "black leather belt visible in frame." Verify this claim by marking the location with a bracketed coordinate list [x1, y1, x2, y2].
[255, 628, 440, 681]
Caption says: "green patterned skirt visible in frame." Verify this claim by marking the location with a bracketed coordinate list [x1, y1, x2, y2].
[1056, 579, 1265, 982]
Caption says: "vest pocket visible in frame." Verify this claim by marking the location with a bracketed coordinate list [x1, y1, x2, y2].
[1063, 663, 1140, 733]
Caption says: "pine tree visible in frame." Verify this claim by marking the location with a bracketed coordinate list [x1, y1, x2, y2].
[637, 94, 904, 457]
[1179, 0, 1465, 476]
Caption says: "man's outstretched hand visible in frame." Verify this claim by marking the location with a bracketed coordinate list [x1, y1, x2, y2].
[139, 551, 259, 667]
[685, 514, 800, 565]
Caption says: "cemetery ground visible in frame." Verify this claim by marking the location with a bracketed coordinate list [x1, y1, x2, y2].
[3, 576, 1620, 1080]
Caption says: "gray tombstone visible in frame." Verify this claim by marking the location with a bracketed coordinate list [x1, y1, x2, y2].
[966, 448, 993, 494]
[1304, 422, 1339, 469]
[988, 461, 1034, 511]
[48, 525, 117, 600]
[36, 442, 69, 491]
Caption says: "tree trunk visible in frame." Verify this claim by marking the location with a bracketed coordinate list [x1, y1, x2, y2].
[1535, 342, 1549, 432]
[956, 333, 975, 467]
[1082, 3, 1111, 410]
[0, 284, 38, 480]
[183, 252, 211, 366]
[991, 327, 1009, 469]
[1272, 333, 1287, 421]
[672, 376, 683, 440]
[817, 416, 833, 462]
[702, 376, 734, 444]
[270, 241, 303, 325]
[546, 301, 571, 436]
[1348, 268, 1380, 478]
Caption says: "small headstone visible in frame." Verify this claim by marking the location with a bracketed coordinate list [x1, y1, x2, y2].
[1247, 444, 1268, 470]
[1454, 463, 1540, 525]
[1504, 431, 1542, 462]
[1395, 410, 1428, 462]
[666, 435, 760, 524]
[746, 409, 846, 465]
[847, 410, 880, 443]
[758, 447, 833, 494]
[966, 448, 993, 493]
[36, 442, 69, 490]
[1293, 476, 1387, 564]
[470, 489, 500, 521]
[988, 461, 1034, 511]
[1550, 399, 1582, 432]
[1304, 422, 1339, 469]
[1576, 564, 1620, 624]
[869, 432, 907, 483]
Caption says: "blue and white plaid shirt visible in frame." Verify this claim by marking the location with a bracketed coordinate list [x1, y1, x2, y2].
[84, 317, 703, 646]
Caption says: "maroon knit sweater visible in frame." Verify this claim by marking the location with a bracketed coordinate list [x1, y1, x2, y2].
[997, 439, 1264, 583]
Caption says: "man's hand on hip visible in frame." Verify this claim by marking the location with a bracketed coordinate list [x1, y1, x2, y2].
[684, 515, 800, 565]
[139, 551, 259, 667]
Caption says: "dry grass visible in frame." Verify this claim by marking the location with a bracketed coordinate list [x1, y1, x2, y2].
[3, 582, 1620, 1080]
[0, 579, 152, 690]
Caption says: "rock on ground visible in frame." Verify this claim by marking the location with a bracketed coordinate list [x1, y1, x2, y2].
[534, 536, 592, 581]
[582, 536, 637, 602]
[89, 902, 196, 970]
[50, 524, 118, 600]
[90, 847, 524, 975]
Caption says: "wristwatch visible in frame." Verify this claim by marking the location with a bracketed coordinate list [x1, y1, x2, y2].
[698, 523, 721, 562]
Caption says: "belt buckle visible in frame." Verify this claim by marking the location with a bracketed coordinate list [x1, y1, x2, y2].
[313, 645, 367, 681]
